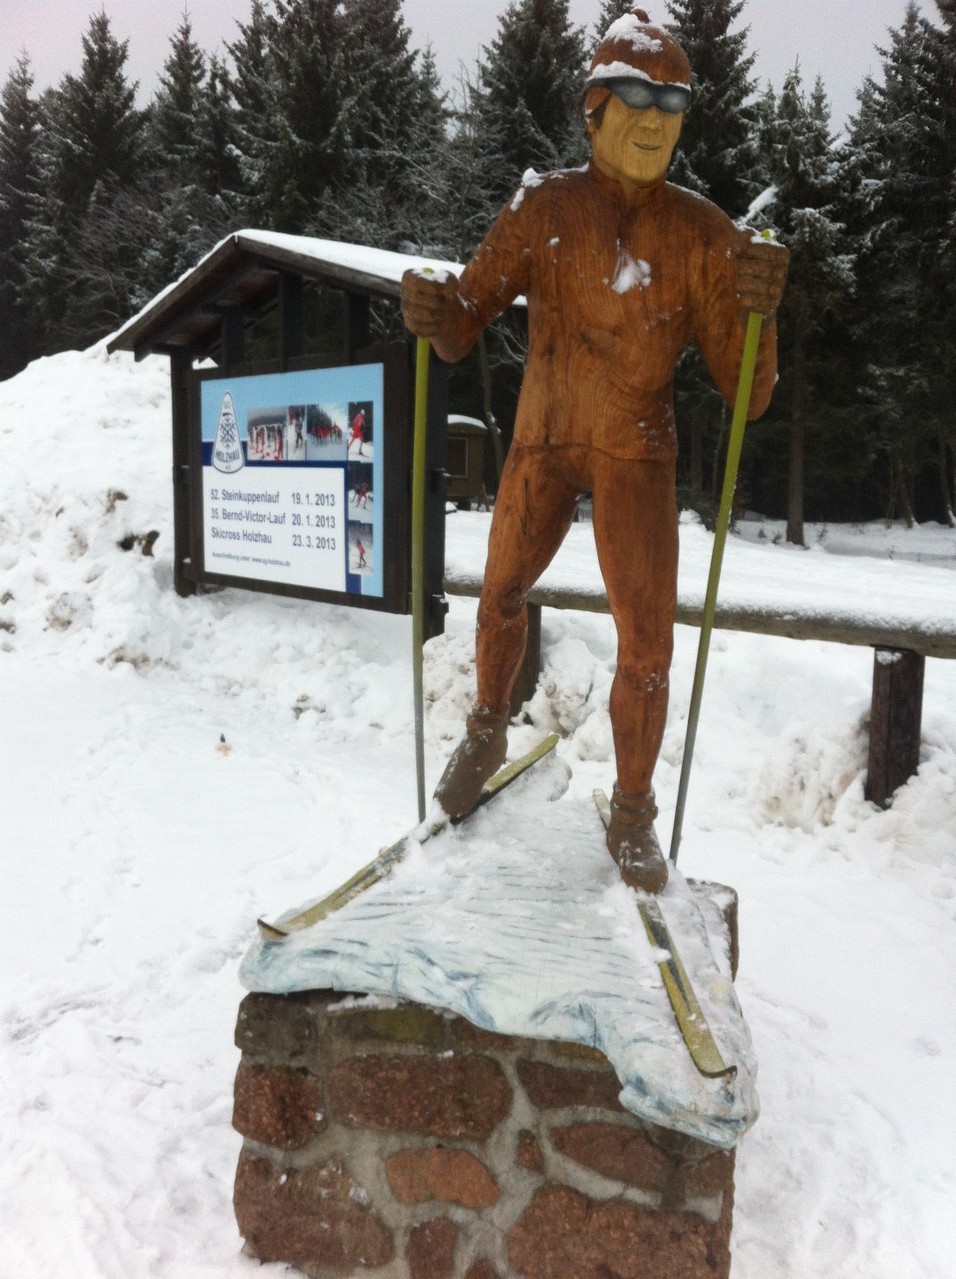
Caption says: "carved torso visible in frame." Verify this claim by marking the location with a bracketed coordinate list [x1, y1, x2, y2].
[439, 162, 777, 462]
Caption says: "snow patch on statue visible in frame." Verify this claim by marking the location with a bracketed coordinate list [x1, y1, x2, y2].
[604, 15, 664, 53]
[611, 245, 652, 294]
[588, 61, 688, 88]
[510, 167, 545, 213]
[212, 391, 244, 474]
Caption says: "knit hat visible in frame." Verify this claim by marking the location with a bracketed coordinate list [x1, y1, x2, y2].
[587, 9, 691, 90]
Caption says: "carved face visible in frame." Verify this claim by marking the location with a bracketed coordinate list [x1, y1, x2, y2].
[587, 92, 684, 190]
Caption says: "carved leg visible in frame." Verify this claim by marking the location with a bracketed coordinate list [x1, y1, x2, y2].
[592, 455, 678, 887]
[435, 445, 584, 815]
[475, 444, 584, 712]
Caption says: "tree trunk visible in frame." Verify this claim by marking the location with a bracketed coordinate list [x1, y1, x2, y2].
[787, 416, 805, 545]
[786, 320, 807, 547]
[898, 454, 916, 528]
[886, 451, 915, 528]
[938, 431, 956, 527]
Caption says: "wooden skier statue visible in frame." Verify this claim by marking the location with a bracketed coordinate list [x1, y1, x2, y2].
[401, 9, 789, 893]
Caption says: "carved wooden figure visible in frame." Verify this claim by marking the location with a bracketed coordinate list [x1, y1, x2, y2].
[402, 9, 789, 892]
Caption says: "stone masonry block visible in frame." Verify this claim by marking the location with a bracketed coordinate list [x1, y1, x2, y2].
[549, 1041, 610, 1065]
[406, 1217, 460, 1279]
[516, 1058, 623, 1113]
[549, 1122, 673, 1195]
[329, 1053, 512, 1139]
[234, 992, 323, 1065]
[508, 1185, 733, 1279]
[683, 1148, 735, 1200]
[233, 1062, 327, 1150]
[464, 1262, 501, 1279]
[386, 1147, 500, 1208]
[234, 1151, 394, 1270]
[330, 1001, 449, 1048]
[451, 1021, 520, 1053]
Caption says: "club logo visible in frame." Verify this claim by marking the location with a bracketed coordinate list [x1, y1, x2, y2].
[212, 392, 244, 473]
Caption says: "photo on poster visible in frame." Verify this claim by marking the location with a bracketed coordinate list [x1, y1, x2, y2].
[305, 404, 348, 462]
[348, 400, 374, 461]
[349, 461, 374, 513]
[248, 406, 292, 462]
[287, 405, 307, 460]
[349, 521, 374, 576]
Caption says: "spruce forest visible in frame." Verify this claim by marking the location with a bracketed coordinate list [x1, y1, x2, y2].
[1, 0, 954, 537]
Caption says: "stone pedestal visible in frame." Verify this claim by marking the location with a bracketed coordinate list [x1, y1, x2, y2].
[233, 976, 739, 1279]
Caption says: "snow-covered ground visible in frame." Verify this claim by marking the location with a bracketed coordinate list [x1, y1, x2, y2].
[1, 343, 954, 1278]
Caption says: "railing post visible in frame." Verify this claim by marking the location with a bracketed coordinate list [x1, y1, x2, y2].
[865, 647, 925, 808]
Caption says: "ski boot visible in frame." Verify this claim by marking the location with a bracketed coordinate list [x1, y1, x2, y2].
[605, 784, 669, 894]
[434, 706, 509, 818]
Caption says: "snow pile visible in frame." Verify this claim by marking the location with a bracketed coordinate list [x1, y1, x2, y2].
[1, 343, 955, 1276]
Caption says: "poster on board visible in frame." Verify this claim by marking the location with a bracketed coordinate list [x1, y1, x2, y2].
[199, 363, 385, 599]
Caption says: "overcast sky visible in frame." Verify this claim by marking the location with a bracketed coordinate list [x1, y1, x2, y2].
[0, 0, 930, 132]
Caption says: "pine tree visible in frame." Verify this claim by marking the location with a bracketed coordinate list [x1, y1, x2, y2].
[751, 69, 854, 543]
[342, 0, 422, 167]
[49, 13, 146, 215]
[474, 0, 589, 208]
[137, 19, 238, 299]
[22, 14, 147, 352]
[0, 55, 43, 376]
[840, 2, 955, 524]
[402, 45, 452, 249]
[664, 0, 759, 216]
[198, 54, 243, 200]
[227, 0, 275, 216]
[253, 0, 356, 232]
[429, 69, 501, 262]
[150, 12, 207, 181]
[320, 0, 448, 250]
[925, 0, 956, 520]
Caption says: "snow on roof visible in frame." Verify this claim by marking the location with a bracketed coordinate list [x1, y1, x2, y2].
[108, 230, 467, 355]
[108, 230, 526, 360]
[237, 228, 461, 290]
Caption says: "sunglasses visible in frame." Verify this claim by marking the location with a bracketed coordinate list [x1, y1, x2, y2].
[594, 76, 691, 115]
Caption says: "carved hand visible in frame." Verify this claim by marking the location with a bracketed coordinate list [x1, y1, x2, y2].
[734, 231, 790, 317]
[401, 268, 462, 338]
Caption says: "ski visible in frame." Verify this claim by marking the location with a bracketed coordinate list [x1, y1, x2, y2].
[257, 733, 561, 942]
[593, 789, 736, 1080]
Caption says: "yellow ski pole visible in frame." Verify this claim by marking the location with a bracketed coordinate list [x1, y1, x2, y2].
[669, 308, 764, 864]
[411, 320, 431, 823]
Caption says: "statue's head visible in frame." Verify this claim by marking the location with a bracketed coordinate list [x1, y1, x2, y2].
[585, 9, 691, 190]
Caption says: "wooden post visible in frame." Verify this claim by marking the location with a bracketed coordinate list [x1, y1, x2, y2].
[865, 647, 925, 808]
[169, 349, 197, 598]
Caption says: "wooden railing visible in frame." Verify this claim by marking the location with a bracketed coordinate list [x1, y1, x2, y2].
[443, 572, 955, 809]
